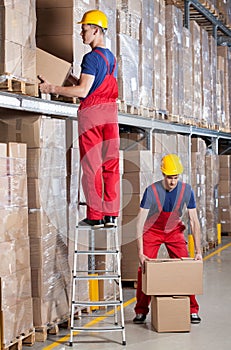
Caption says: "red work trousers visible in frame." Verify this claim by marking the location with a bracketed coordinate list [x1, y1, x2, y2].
[134, 228, 199, 315]
[78, 102, 120, 220]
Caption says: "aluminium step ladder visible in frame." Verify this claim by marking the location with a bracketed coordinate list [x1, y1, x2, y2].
[69, 219, 126, 346]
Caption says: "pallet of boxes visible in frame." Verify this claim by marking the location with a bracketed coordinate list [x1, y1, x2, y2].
[142, 258, 203, 332]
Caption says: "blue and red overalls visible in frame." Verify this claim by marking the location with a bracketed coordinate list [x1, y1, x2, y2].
[134, 182, 199, 315]
[78, 49, 120, 220]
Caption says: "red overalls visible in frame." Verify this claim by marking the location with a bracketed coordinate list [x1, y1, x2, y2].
[78, 49, 120, 220]
[134, 183, 199, 315]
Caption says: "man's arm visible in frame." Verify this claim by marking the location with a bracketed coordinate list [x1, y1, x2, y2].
[39, 73, 95, 98]
[188, 208, 203, 260]
[136, 207, 149, 265]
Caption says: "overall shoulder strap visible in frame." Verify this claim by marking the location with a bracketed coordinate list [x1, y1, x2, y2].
[175, 182, 186, 211]
[94, 49, 110, 74]
[151, 183, 162, 212]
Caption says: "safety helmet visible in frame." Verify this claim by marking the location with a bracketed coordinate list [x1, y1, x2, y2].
[78, 10, 108, 29]
[161, 154, 184, 175]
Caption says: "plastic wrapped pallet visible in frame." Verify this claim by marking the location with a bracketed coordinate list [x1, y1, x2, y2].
[182, 27, 193, 119]
[153, 0, 166, 111]
[191, 138, 207, 250]
[165, 5, 184, 117]
[96, 0, 117, 55]
[190, 21, 202, 124]
[209, 35, 218, 128]
[219, 155, 231, 233]
[205, 154, 219, 246]
[201, 28, 212, 125]
[0, 115, 71, 328]
[217, 46, 230, 132]
[0, 143, 33, 347]
[139, 0, 154, 108]
[117, 10, 140, 108]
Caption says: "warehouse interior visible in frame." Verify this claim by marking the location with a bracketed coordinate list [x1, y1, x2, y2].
[0, 0, 231, 349]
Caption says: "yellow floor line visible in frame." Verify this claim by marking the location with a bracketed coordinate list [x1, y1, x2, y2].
[203, 242, 231, 261]
[42, 297, 136, 349]
[42, 241, 231, 349]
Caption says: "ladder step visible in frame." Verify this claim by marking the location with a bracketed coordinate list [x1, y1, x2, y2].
[72, 301, 122, 307]
[71, 326, 124, 332]
[75, 250, 119, 255]
[74, 274, 120, 280]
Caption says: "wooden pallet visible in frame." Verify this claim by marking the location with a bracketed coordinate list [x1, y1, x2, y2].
[118, 100, 139, 115]
[2, 329, 35, 350]
[154, 109, 169, 121]
[35, 317, 70, 342]
[122, 279, 138, 289]
[138, 106, 154, 119]
[0, 74, 38, 97]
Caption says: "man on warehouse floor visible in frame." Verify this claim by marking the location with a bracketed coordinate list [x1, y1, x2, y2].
[133, 154, 203, 325]
[39, 10, 120, 229]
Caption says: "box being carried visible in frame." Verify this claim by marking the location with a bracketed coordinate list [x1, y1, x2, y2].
[142, 258, 203, 295]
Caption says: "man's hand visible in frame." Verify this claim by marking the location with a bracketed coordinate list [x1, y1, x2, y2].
[38, 75, 56, 94]
[195, 253, 203, 261]
[138, 252, 148, 266]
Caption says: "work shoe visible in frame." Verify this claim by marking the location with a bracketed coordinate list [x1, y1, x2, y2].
[133, 314, 146, 324]
[79, 218, 104, 228]
[104, 216, 117, 227]
[190, 313, 201, 324]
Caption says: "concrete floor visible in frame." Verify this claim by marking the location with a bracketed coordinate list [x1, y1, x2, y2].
[26, 236, 231, 350]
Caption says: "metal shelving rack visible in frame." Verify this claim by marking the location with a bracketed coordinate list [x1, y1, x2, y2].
[0, 90, 230, 146]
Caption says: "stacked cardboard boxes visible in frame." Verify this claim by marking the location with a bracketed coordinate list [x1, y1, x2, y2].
[142, 258, 203, 332]
[0, 142, 33, 347]
[0, 0, 36, 79]
[121, 150, 153, 280]
[219, 155, 231, 233]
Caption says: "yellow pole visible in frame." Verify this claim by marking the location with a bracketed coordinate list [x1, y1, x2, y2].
[188, 234, 195, 258]
[217, 223, 222, 245]
[89, 274, 99, 311]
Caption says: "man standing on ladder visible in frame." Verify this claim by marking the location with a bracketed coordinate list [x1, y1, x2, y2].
[133, 154, 203, 325]
[39, 10, 119, 229]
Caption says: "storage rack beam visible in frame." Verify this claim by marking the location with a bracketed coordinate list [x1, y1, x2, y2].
[184, 0, 231, 39]
[0, 92, 230, 143]
[0, 91, 78, 119]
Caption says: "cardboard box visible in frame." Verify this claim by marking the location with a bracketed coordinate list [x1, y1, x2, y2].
[122, 171, 153, 194]
[124, 150, 152, 173]
[36, 48, 72, 86]
[151, 296, 190, 332]
[142, 258, 203, 295]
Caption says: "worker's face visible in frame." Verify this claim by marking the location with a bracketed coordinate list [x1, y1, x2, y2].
[163, 175, 179, 191]
[80, 24, 96, 44]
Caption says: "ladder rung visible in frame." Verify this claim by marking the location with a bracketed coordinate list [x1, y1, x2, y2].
[75, 250, 118, 255]
[74, 274, 120, 280]
[71, 326, 124, 332]
[72, 301, 122, 307]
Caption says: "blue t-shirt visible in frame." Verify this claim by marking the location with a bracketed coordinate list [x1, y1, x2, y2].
[81, 47, 117, 99]
[140, 181, 196, 218]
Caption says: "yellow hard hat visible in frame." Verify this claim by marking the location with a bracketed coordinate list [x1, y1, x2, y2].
[161, 154, 184, 175]
[78, 10, 108, 29]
